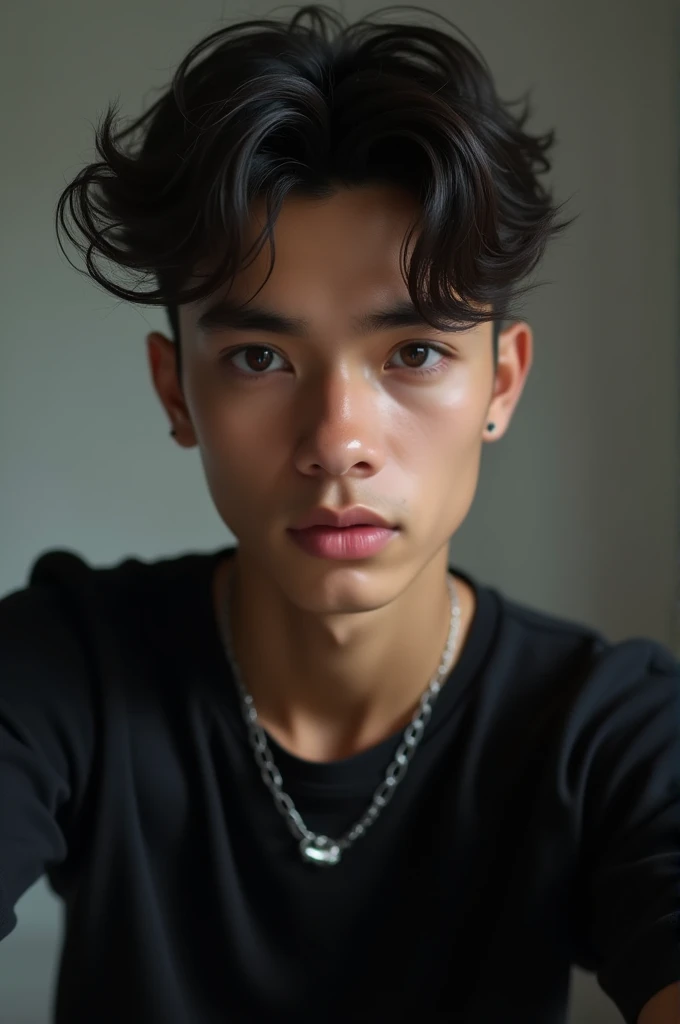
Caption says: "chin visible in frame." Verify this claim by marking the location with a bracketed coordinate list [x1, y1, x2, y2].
[278, 544, 407, 615]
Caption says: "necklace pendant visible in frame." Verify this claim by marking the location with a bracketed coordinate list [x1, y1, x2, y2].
[300, 835, 342, 866]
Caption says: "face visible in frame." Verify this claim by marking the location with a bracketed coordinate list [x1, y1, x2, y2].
[148, 185, 532, 613]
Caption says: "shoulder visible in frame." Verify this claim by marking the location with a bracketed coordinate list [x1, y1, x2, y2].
[479, 582, 679, 744]
[25, 546, 212, 601]
[0, 545, 228, 681]
[0, 550, 95, 672]
[19, 544, 225, 625]
[0, 554, 106, 791]
[493, 584, 678, 686]
[0, 549, 149, 664]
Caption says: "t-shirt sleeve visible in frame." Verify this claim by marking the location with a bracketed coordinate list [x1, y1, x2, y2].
[0, 579, 95, 941]
[581, 640, 680, 1024]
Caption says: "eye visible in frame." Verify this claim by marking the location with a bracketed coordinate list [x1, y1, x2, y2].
[388, 343, 452, 375]
[221, 346, 287, 376]
[219, 341, 455, 381]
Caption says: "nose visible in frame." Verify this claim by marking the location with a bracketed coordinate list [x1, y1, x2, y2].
[293, 365, 387, 480]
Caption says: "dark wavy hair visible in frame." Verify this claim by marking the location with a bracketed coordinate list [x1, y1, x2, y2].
[55, 4, 575, 374]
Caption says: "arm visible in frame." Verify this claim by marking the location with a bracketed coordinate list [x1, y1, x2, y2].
[639, 982, 680, 1024]
[0, 580, 94, 940]
[578, 641, 680, 1024]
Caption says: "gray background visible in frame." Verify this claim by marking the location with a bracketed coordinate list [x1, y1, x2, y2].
[1, 0, 678, 1021]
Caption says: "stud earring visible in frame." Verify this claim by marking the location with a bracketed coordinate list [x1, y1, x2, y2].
[486, 422, 496, 433]
[169, 428, 177, 438]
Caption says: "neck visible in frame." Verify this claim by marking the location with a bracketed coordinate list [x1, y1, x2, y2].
[213, 549, 475, 763]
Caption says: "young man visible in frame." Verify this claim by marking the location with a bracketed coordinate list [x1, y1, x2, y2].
[2, 6, 678, 1023]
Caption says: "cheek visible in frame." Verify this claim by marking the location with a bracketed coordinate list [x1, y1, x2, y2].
[388, 381, 486, 533]
[413, 408, 484, 535]
[186, 365, 270, 451]
[186, 380, 291, 522]
[197, 436, 275, 539]
[389, 373, 486, 466]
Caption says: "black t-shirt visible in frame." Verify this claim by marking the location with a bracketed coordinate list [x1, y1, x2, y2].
[0, 546, 678, 1024]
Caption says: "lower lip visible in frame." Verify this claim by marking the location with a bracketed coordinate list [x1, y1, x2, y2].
[288, 525, 398, 560]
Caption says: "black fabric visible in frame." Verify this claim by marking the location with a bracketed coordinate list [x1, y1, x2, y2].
[0, 546, 678, 1024]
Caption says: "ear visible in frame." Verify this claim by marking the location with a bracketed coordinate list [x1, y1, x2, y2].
[484, 321, 534, 442]
[146, 332, 198, 448]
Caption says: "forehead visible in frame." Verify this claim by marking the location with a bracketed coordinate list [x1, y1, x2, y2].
[185, 186, 421, 330]
[254, 185, 419, 275]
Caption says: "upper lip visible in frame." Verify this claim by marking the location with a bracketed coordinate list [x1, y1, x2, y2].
[290, 506, 395, 530]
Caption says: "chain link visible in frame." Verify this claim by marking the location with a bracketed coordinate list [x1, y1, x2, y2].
[222, 570, 461, 864]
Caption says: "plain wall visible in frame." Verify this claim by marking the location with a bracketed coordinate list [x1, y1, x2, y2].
[1, 0, 677, 1021]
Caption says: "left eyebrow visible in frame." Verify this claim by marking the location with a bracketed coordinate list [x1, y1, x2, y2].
[195, 298, 438, 338]
[351, 300, 438, 333]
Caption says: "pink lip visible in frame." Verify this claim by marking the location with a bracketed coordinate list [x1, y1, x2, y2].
[291, 506, 394, 530]
[288, 524, 397, 560]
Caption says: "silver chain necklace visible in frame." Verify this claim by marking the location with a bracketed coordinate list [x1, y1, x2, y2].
[221, 570, 461, 867]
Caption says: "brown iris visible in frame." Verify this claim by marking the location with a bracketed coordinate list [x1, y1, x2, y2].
[398, 344, 429, 368]
[245, 347, 275, 372]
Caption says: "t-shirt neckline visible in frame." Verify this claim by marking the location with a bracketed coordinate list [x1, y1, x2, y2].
[194, 546, 500, 793]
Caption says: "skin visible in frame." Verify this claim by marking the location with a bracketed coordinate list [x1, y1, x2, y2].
[638, 984, 680, 1024]
[147, 184, 533, 763]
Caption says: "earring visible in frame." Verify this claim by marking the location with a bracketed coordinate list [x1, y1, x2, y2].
[486, 422, 496, 433]
[169, 428, 177, 438]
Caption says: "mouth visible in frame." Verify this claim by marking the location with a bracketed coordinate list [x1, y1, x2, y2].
[287, 520, 398, 561]
[290, 506, 395, 531]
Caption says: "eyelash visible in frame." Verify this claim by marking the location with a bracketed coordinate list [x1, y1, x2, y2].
[218, 343, 456, 381]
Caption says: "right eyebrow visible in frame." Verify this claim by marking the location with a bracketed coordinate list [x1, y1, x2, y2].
[196, 300, 309, 337]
